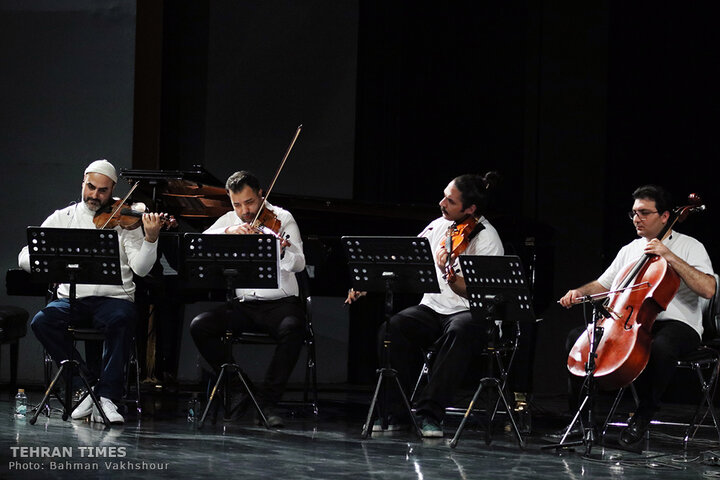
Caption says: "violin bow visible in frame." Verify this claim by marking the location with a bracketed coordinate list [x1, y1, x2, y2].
[100, 181, 140, 229]
[251, 124, 303, 227]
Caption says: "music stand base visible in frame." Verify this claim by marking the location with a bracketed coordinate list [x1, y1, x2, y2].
[361, 367, 421, 438]
[198, 362, 270, 429]
[449, 377, 525, 449]
[28, 359, 110, 427]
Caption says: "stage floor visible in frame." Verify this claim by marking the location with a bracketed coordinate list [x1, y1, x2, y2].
[1, 387, 719, 479]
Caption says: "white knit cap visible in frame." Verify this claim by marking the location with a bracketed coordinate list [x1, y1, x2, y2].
[84, 159, 118, 183]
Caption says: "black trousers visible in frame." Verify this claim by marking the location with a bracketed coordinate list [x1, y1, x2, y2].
[566, 319, 701, 416]
[380, 304, 488, 422]
[190, 297, 305, 406]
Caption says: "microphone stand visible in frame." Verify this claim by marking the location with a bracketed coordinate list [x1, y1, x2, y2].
[544, 297, 609, 455]
[543, 282, 650, 455]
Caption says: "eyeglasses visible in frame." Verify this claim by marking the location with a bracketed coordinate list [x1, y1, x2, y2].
[627, 209, 658, 220]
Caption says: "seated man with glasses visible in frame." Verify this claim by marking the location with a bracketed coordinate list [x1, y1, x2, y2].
[558, 184, 715, 448]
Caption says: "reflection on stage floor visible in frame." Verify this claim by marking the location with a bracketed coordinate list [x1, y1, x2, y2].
[1, 387, 719, 479]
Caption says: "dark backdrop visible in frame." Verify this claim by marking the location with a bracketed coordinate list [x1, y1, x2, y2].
[2, 0, 719, 397]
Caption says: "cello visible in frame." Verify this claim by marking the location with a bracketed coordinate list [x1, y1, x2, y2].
[567, 194, 705, 390]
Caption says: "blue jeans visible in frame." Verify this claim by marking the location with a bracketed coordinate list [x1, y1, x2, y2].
[31, 297, 136, 400]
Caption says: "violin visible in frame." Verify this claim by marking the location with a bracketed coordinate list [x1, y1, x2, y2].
[93, 198, 177, 230]
[251, 205, 282, 235]
[567, 193, 705, 389]
[443, 216, 483, 284]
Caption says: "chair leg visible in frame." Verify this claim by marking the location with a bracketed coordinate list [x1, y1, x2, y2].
[410, 362, 429, 405]
[601, 387, 626, 438]
[304, 337, 319, 416]
[134, 346, 142, 415]
[44, 350, 54, 388]
[9, 340, 19, 393]
[684, 360, 720, 445]
[126, 339, 142, 415]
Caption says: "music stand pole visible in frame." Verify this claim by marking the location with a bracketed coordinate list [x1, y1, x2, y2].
[361, 273, 421, 438]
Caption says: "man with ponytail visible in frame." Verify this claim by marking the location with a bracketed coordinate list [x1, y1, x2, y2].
[347, 172, 504, 437]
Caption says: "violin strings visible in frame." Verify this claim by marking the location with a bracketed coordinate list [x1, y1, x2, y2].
[100, 181, 140, 229]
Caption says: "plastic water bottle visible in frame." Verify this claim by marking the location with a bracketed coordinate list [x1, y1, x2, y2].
[187, 394, 200, 423]
[513, 392, 532, 434]
[15, 389, 27, 418]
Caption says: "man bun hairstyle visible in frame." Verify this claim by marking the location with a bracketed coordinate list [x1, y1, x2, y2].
[453, 171, 501, 215]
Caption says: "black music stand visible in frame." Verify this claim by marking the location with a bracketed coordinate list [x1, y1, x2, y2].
[449, 255, 535, 449]
[26, 227, 123, 427]
[180, 233, 280, 429]
[342, 236, 440, 438]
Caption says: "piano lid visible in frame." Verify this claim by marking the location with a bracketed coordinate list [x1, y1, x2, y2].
[119, 164, 224, 186]
[119, 165, 230, 218]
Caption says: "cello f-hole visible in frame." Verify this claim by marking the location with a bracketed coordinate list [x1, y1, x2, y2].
[623, 305, 634, 330]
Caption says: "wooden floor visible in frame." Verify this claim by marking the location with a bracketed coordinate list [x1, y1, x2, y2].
[1, 386, 720, 479]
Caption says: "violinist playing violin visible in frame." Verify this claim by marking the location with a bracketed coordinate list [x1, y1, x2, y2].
[560, 185, 715, 448]
[347, 172, 503, 437]
[18, 159, 163, 424]
[189, 170, 305, 428]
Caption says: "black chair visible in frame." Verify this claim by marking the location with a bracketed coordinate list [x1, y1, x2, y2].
[410, 321, 520, 409]
[200, 269, 318, 426]
[410, 315, 523, 447]
[601, 273, 720, 446]
[230, 269, 318, 414]
[0, 305, 29, 393]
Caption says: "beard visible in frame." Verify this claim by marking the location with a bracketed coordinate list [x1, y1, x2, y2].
[84, 196, 105, 212]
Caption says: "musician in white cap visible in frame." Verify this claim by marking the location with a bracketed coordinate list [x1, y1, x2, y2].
[18, 159, 163, 424]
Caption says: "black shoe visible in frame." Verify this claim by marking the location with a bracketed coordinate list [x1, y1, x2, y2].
[618, 413, 651, 447]
[255, 406, 284, 428]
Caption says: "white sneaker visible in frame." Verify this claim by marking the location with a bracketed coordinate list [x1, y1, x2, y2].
[92, 397, 124, 425]
[71, 393, 94, 420]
